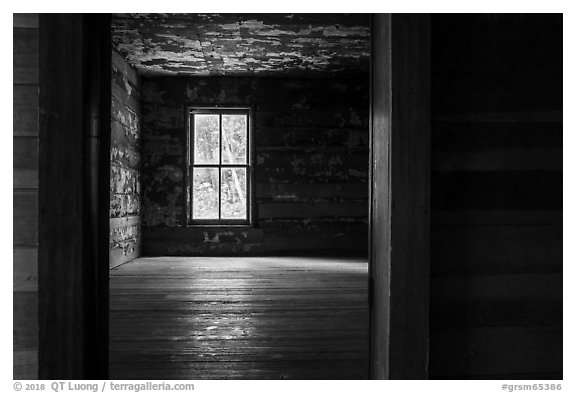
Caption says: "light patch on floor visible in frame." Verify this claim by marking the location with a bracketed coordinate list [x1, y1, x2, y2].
[110, 256, 369, 379]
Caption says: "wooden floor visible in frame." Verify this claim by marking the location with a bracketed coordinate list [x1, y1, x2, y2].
[109, 256, 369, 379]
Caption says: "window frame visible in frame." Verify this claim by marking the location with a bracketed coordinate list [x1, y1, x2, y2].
[186, 106, 254, 226]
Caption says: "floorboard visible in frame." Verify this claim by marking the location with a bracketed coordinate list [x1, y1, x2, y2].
[109, 256, 369, 379]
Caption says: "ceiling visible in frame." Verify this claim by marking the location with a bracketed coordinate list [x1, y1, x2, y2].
[111, 13, 371, 77]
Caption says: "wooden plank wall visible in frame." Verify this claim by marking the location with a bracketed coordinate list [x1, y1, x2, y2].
[110, 49, 142, 268]
[38, 14, 111, 379]
[429, 14, 562, 379]
[13, 13, 39, 379]
[140, 76, 369, 256]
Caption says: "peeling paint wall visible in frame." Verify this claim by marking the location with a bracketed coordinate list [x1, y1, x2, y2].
[111, 13, 370, 77]
[110, 48, 142, 268]
[141, 76, 369, 255]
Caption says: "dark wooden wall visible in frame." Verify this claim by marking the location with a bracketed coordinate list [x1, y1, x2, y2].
[369, 14, 431, 379]
[429, 14, 562, 379]
[13, 13, 39, 379]
[38, 14, 111, 379]
[110, 48, 142, 268]
[140, 76, 369, 256]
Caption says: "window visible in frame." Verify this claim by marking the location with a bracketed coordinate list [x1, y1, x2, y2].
[188, 107, 252, 225]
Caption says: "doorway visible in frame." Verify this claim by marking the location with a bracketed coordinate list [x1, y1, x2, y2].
[37, 13, 430, 380]
[108, 13, 371, 379]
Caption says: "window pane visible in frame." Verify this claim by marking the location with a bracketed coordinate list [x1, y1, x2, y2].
[222, 115, 247, 164]
[221, 167, 247, 219]
[192, 167, 219, 219]
[194, 114, 220, 164]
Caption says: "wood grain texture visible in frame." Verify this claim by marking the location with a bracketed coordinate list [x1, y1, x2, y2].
[429, 14, 562, 380]
[14, 350, 38, 380]
[14, 137, 38, 189]
[433, 110, 562, 123]
[432, 171, 562, 210]
[110, 257, 369, 379]
[369, 14, 392, 379]
[13, 27, 39, 84]
[433, 73, 561, 116]
[429, 326, 562, 379]
[14, 169, 38, 190]
[14, 248, 38, 291]
[14, 14, 39, 28]
[430, 273, 562, 327]
[433, 148, 561, 172]
[432, 209, 562, 226]
[14, 291, 38, 348]
[38, 14, 112, 379]
[13, 15, 39, 381]
[388, 14, 431, 379]
[369, 14, 431, 379]
[432, 121, 562, 172]
[13, 191, 37, 246]
[432, 224, 562, 276]
[39, 14, 86, 379]
[13, 85, 39, 137]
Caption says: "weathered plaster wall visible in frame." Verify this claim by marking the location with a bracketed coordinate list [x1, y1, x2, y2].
[141, 76, 369, 255]
[110, 49, 142, 268]
[111, 13, 370, 77]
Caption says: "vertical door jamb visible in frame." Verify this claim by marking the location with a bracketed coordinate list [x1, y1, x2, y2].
[369, 13, 431, 380]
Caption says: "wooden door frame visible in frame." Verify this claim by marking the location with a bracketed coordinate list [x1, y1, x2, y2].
[38, 14, 111, 379]
[369, 14, 431, 379]
[37, 13, 430, 380]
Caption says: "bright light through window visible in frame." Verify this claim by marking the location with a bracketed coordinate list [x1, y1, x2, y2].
[190, 109, 250, 224]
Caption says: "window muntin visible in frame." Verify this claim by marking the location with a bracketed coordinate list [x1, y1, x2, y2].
[189, 108, 251, 225]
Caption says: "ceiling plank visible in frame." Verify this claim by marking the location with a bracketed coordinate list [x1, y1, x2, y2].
[111, 13, 370, 77]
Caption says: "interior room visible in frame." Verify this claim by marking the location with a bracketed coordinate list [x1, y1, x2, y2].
[107, 13, 370, 379]
[13, 13, 562, 381]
